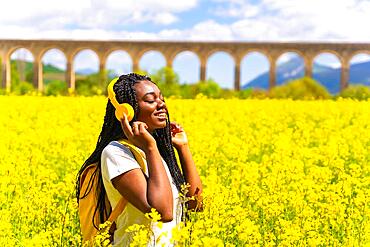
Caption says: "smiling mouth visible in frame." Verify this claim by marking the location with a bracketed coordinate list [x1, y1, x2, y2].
[154, 110, 167, 116]
[154, 113, 167, 121]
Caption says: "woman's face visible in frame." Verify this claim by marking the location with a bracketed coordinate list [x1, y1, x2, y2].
[134, 80, 167, 133]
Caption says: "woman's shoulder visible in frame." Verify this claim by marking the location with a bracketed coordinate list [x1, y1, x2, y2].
[101, 141, 143, 181]
[102, 141, 134, 159]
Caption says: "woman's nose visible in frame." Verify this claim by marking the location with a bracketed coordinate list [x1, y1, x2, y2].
[157, 99, 166, 108]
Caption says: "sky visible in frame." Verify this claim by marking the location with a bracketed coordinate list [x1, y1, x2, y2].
[3, 0, 370, 88]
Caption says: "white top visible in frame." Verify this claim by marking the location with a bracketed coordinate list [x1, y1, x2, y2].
[101, 141, 182, 247]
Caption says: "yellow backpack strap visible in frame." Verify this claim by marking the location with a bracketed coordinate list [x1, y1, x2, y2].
[118, 139, 147, 174]
[108, 198, 127, 222]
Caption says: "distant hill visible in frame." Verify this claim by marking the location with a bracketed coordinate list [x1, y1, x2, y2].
[43, 63, 64, 73]
[75, 68, 98, 75]
[11, 60, 64, 73]
[242, 57, 370, 94]
[10, 60, 87, 84]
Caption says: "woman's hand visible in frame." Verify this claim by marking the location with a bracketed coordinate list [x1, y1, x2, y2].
[120, 114, 156, 152]
[170, 122, 188, 149]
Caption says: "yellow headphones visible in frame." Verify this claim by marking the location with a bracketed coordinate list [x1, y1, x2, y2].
[107, 78, 135, 121]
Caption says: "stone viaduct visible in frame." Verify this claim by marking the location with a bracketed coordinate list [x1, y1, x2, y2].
[1, 39, 370, 92]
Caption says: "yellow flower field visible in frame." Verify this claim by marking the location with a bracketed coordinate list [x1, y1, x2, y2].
[0, 96, 369, 246]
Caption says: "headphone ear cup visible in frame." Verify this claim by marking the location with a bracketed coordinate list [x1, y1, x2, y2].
[115, 108, 124, 121]
[122, 103, 134, 121]
[114, 104, 135, 122]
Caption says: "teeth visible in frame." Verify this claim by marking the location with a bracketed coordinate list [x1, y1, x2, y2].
[157, 113, 166, 117]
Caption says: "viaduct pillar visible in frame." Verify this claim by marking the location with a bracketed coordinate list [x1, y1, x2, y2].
[234, 56, 241, 91]
[66, 58, 75, 91]
[1, 54, 11, 92]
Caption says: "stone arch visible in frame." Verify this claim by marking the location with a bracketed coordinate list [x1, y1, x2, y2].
[136, 48, 167, 63]
[38, 46, 66, 61]
[275, 51, 305, 85]
[240, 49, 271, 62]
[73, 49, 100, 94]
[206, 51, 235, 89]
[6, 46, 36, 61]
[139, 50, 167, 73]
[168, 48, 200, 65]
[312, 50, 343, 68]
[41, 48, 67, 69]
[71, 47, 100, 62]
[205, 48, 235, 62]
[73, 49, 100, 74]
[9, 48, 35, 91]
[349, 50, 370, 60]
[172, 51, 200, 84]
[312, 51, 342, 95]
[275, 49, 305, 63]
[103, 48, 134, 65]
[105, 50, 133, 77]
[241, 51, 270, 90]
[41, 48, 67, 94]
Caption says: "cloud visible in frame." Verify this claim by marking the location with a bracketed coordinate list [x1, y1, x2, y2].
[350, 54, 370, 64]
[211, 0, 370, 41]
[211, 1, 260, 18]
[1, 0, 370, 42]
[152, 12, 178, 25]
[156, 20, 234, 41]
[0, 0, 197, 28]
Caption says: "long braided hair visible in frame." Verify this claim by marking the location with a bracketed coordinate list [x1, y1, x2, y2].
[76, 73, 185, 229]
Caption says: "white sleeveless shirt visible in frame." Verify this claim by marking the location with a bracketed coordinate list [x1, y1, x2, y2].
[101, 141, 182, 246]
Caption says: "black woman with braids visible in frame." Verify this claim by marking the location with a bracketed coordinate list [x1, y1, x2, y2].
[76, 73, 203, 246]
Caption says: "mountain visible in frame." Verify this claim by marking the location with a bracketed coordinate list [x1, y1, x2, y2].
[348, 62, 370, 86]
[75, 68, 97, 75]
[242, 57, 370, 95]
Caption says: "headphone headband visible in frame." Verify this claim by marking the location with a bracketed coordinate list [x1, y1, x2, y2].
[107, 78, 120, 109]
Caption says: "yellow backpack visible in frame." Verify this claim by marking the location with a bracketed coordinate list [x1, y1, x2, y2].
[78, 139, 147, 245]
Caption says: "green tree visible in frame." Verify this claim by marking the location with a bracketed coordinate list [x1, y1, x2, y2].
[269, 77, 331, 100]
[179, 83, 196, 99]
[134, 69, 149, 76]
[26, 69, 34, 84]
[150, 67, 181, 97]
[9, 62, 35, 95]
[14, 81, 35, 95]
[337, 85, 370, 100]
[76, 70, 110, 96]
[0, 57, 2, 86]
[193, 79, 222, 98]
[10, 62, 20, 90]
[45, 80, 68, 96]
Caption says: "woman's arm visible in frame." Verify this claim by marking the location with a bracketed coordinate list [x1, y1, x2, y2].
[111, 115, 173, 222]
[176, 144, 203, 211]
[170, 122, 203, 211]
[111, 144, 174, 222]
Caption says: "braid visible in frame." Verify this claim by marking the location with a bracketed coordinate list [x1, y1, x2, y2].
[76, 73, 185, 229]
[153, 122, 185, 192]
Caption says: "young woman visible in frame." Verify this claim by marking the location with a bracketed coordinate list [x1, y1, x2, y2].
[76, 73, 203, 246]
